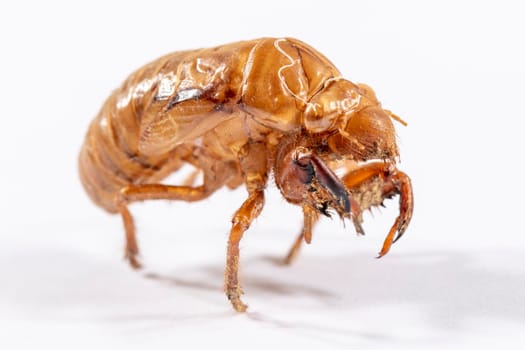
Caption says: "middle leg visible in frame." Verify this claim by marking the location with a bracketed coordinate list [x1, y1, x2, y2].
[224, 142, 268, 312]
[283, 205, 318, 265]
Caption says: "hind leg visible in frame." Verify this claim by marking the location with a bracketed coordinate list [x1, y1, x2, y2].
[117, 183, 217, 268]
[117, 159, 235, 269]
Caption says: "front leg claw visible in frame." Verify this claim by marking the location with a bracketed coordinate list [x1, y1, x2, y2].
[377, 170, 413, 258]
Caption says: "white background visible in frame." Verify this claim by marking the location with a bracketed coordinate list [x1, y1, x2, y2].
[1, 1, 525, 349]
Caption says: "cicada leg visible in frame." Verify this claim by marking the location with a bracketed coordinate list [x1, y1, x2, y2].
[283, 206, 319, 265]
[225, 190, 265, 312]
[181, 169, 201, 187]
[224, 142, 268, 312]
[283, 197, 363, 265]
[282, 162, 413, 263]
[117, 160, 235, 269]
[340, 162, 414, 257]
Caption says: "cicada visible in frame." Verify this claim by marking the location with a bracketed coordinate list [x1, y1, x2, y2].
[79, 37, 413, 312]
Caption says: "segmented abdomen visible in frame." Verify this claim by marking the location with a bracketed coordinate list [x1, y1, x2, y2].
[78, 91, 155, 213]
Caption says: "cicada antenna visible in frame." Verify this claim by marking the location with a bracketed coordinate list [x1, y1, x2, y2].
[385, 110, 408, 127]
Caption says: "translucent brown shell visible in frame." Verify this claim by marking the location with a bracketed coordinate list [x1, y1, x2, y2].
[79, 37, 413, 312]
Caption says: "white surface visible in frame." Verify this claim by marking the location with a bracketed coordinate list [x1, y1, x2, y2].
[1, 1, 525, 349]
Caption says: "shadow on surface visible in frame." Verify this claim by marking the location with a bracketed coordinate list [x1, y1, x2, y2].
[3, 245, 525, 335]
[144, 250, 525, 328]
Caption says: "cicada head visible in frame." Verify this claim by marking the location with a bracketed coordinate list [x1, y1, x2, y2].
[305, 80, 404, 162]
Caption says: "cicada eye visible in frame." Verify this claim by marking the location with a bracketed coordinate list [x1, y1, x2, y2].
[329, 106, 398, 161]
[356, 83, 378, 102]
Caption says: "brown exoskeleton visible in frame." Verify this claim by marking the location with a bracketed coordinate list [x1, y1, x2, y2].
[79, 37, 414, 312]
